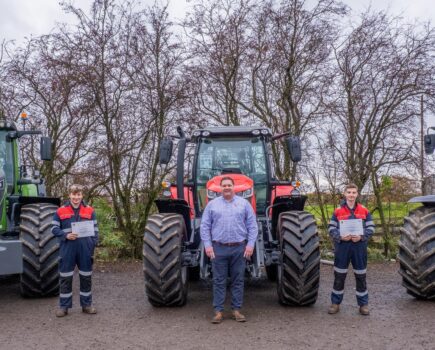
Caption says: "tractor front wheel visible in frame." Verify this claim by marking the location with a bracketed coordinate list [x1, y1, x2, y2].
[277, 211, 320, 306]
[143, 213, 188, 306]
[20, 203, 59, 297]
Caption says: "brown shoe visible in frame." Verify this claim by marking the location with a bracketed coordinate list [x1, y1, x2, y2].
[232, 310, 246, 322]
[359, 305, 370, 316]
[82, 306, 97, 314]
[211, 311, 223, 324]
[328, 304, 340, 314]
[55, 308, 68, 317]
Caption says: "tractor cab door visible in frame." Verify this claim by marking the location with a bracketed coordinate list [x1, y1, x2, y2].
[0, 130, 16, 195]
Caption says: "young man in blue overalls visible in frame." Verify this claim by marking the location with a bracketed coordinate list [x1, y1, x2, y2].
[328, 183, 375, 315]
[52, 184, 99, 317]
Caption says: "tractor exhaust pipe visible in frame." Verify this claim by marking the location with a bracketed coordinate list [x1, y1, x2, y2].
[176, 126, 186, 200]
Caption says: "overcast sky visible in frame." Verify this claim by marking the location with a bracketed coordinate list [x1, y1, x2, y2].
[0, 0, 434, 43]
[0, 0, 433, 126]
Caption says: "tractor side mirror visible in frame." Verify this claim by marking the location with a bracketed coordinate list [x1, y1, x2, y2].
[40, 137, 52, 161]
[286, 136, 302, 162]
[159, 137, 173, 164]
[424, 134, 435, 155]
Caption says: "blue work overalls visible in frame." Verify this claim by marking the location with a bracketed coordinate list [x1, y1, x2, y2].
[328, 203, 375, 306]
[52, 201, 98, 309]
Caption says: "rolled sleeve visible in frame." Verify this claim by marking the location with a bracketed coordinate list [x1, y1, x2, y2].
[200, 204, 213, 248]
[245, 202, 258, 248]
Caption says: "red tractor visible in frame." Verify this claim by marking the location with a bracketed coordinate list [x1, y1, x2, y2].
[143, 126, 320, 306]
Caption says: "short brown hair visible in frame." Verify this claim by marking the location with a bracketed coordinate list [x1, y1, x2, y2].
[220, 176, 234, 186]
[344, 183, 358, 192]
[69, 184, 84, 194]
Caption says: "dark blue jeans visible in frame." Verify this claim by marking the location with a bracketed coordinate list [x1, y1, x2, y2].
[211, 243, 246, 312]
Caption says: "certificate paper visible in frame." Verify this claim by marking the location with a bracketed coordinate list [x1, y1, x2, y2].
[339, 219, 363, 236]
[71, 221, 95, 238]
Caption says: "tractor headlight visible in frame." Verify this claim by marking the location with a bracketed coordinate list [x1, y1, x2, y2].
[161, 180, 171, 189]
[207, 190, 221, 199]
[162, 190, 172, 197]
[252, 129, 260, 136]
[236, 188, 253, 198]
[161, 181, 172, 197]
[291, 189, 301, 197]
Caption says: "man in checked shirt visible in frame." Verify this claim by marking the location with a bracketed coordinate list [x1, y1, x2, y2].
[200, 176, 258, 324]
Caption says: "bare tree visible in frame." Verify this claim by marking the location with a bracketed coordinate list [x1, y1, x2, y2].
[327, 11, 435, 255]
[184, 0, 255, 126]
[329, 12, 435, 190]
[237, 0, 347, 179]
[6, 35, 97, 195]
[60, 0, 188, 256]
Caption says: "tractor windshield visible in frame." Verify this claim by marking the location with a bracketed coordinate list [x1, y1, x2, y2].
[196, 137, 268, 214]
[0, 131, 15, 194]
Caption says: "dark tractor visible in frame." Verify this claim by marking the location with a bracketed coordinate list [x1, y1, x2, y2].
[398, 128, 435, 300]
[143, 126, 320, 306]
[0, 112, 60, 297]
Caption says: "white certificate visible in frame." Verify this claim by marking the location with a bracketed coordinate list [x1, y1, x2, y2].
[339, 219, 363, 236]
[71, 221, 95, 238]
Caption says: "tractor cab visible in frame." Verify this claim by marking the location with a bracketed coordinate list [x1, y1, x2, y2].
[192, 128, 271, 215]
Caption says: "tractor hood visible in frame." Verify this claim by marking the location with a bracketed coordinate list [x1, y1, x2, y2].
[206, 174, 253, 194]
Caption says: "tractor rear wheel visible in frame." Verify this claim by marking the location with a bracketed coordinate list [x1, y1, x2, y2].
[20, 203, 59, 297]
[143, 213, 188, 306]
[277, 211, 320, 306]
[398, 206, 435, 300]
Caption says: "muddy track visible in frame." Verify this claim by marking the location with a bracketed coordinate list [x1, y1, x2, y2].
[0, 262, 434, 350]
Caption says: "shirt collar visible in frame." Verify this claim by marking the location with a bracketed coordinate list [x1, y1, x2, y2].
[221, 195, 236, 203]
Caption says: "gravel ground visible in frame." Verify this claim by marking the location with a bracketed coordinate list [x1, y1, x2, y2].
[0, 261, 434, 350]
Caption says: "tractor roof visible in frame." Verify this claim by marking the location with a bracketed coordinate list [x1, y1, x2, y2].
[0, 118, 17, 131]
[191, 126, 272, 141]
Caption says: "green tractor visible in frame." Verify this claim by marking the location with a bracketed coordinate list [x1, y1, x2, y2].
[0, 112, 60, 297]
[398, 127, 435, 300]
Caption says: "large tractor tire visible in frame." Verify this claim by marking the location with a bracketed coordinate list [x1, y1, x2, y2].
[277, 211, 320, 306]
[20, 203, 59, 297]
[143, 213, 188, 306]
[398, 206, 435, 300]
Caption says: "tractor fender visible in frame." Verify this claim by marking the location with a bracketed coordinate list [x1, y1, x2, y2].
[408, 195, 435, 206]
[155, 198, 191, 240]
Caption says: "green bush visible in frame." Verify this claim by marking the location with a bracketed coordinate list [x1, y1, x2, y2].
[92, 197, 127, 261]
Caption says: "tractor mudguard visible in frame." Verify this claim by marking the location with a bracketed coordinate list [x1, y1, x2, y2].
[155, 198, 191, 240]
[7, 195, 61, 232]
[408, 195, 435, 206]
[270, 195, 307, 239]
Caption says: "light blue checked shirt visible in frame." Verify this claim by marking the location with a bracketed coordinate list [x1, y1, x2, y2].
[200, 195, 258, 248]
